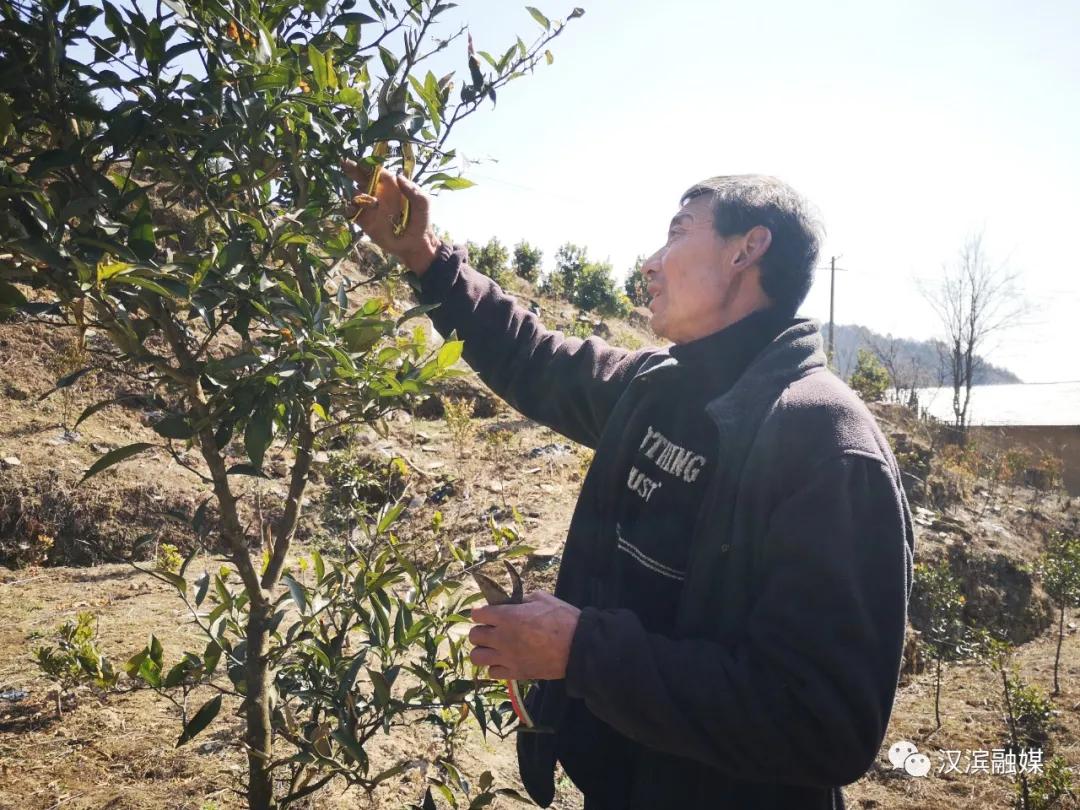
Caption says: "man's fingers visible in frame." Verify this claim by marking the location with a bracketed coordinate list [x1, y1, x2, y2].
[470, 645, 499, 667]
[343, 158, 374, 184]
[470, 603, 506, 626]
[468, 624, 497, 647]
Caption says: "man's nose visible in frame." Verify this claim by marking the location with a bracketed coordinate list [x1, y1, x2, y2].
[641, 251, 661, 278]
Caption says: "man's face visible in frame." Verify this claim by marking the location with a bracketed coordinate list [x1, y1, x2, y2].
[640, 195, 765, 344]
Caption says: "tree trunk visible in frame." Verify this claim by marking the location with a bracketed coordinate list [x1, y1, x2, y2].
[934, 657, 942, 730]
[1053, 603, 1064, 696]
[246, 599, 275, 809]
[1001, 667, 1030, 810]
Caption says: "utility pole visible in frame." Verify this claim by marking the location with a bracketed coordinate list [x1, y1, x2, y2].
[825, 256, 848, 371]
[828, 256, 836, 364]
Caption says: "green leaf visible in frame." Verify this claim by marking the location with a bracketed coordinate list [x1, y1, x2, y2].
[38, 366, 93, 401]
[307, 44, 328, 90]
[152, 414, 194, 440]
[378, 45, 399, 77]
[283, 575, 308, 613]
[525, 6, 550, 30]
[368, 667, 391, 708]
[164, 658, 191, 688]
[27, 148, 78, 179]
[120, 275, 175, 299]
[363, 110, 410, 144]
[128, 200, 156, 260]
[194, 572, 210, 607]
[176, 694, 222, 746]
[80, 442, 155, 484]
[436, 340, 463, 368]
[333, 11, 377, 25]
[436, 176, 475, 191]
[203, 640, 222, 674]
[0, 280, 27, 311]
[545, 50, 553, 65]
[244, 406, 273, 469]
[331, 727, 369, 770]
[376, 502, 405, 534]
[12, 238, 66, 268]
[73, 397, 124, 429]
[159, 569, 188, 596]
[254, 21, 273, 64]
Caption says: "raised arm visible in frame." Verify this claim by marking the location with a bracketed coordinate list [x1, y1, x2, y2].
[344, 165, 655, 447]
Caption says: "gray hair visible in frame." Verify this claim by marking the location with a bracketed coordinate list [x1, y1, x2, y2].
[680, 175, 823, 317]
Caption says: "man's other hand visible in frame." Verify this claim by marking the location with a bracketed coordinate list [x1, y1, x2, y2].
[469, 591, 582, 681]
[343, 161, 440, 276]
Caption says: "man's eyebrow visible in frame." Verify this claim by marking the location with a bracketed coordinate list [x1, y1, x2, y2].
[668, 213, 693, 231]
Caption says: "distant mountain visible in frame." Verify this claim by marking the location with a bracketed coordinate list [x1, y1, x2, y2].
[827, 323, 1022, 387]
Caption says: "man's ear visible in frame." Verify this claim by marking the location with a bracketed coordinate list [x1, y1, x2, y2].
[733, 225, 772, 270]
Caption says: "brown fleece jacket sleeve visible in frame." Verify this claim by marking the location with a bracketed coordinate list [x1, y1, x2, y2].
[411, 242, 656, 448]
[563, 452, 912, 787]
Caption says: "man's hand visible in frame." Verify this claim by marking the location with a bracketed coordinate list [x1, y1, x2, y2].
[343, 160, 440, 276]
[469, 591, 581, 681]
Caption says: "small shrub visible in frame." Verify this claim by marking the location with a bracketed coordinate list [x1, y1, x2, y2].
[623, 256, 649, 307]
[573, 261, 629, 317]
[612, 330, 644, 351]
[322, 450, 407, 534]
[443, 396, 477, 458]
[1040, 533, 1080, 695]
[911, 559, 972, 729]
[33, 611, 117, 717]
[1022, 754, 1076, 810]
[1008, 675, 1054, 751]
[849, 348, 890, 402]
[467, 237, 511, 286]
[483, 427, 516, 507]
[155, 542, 184, 575]
[513, 241, 543, 283]
[44, 335, 92, 432]
[565, 317, 593, 339]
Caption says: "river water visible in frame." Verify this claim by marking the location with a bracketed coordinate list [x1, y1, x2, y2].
[914, 381, 1080, 426]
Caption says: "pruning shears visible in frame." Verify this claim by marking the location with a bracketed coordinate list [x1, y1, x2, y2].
[350, 140, 415, 236]
[469, 560, 546, 732]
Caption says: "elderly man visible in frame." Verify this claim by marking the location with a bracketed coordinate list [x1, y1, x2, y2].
[346, 167, 914, 810]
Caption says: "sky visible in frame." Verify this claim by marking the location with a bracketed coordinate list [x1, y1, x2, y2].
[76, 0, 1080, 383]
[408, 0, 1080, 384]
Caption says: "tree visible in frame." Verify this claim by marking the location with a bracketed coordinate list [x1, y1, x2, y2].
[848, 348, 890, 402]
[0, 1, 580, 806]
[512, 239, 542, 283]
[919, 231, 1025, 438]
[911, 560, 971, 730]
[573, 260, 629, 317]
[471, 236, 509, 285]
[1038, 533, 1080, 696]
[541, 241, 587, 299]
[623, 255, 648, 307]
